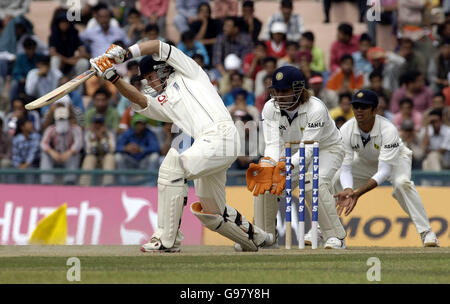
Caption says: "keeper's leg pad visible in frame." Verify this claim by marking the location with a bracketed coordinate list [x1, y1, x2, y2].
[254, 192, 278, 242]
[191, 202, 268, 251]
[305, 183, 346, 240]
[156, 148, 189, 248]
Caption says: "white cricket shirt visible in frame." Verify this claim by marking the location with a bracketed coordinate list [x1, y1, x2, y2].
[339, 114, 408, 167]
[132, 41, 233, 139]
[261, 95, 342, 162]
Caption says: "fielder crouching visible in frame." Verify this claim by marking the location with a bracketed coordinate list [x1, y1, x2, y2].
[89, 41, 272, 252]
[245, 66, 347, 250]
[333, 89, 439, 247]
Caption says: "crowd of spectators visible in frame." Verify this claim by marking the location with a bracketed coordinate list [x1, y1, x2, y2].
[0, 0, 450, 186]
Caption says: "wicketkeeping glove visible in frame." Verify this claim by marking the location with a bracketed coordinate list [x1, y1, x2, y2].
[90, 55, 120, 83]
[246, 157, 276, 196]
[271, 157, 292, 196]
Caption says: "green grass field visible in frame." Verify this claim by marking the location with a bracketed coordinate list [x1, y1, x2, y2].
[0, 246, 449, 284]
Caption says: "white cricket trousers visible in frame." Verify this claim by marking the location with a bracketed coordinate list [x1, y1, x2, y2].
[333, 150, 432, 234]
[180, 121, 239, 215]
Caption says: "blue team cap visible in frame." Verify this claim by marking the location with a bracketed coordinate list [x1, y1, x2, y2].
[269, 66, 306, 90]
[351, 89, 379, 107]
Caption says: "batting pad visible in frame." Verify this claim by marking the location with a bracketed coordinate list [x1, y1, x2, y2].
[254, 192, 278, 243]
[156, 148, 189, 248]
[191, 202, 267, 251]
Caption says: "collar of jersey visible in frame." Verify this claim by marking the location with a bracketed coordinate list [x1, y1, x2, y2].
[280, 109, 298, 125]
[352, 114, 380, 137]
[280, 102, 305, 125]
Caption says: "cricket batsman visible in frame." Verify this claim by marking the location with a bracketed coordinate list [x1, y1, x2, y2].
[333, 89, 439, 247]
[245, 66, 347, 249]
[89, 41, 273, 252]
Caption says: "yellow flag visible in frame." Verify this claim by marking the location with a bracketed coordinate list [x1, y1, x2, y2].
[29, 203, 67, 245]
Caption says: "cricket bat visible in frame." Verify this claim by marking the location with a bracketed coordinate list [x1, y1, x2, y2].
[25, 69, 96, 110]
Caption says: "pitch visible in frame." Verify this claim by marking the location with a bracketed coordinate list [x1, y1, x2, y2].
[0, 245, 448, 284]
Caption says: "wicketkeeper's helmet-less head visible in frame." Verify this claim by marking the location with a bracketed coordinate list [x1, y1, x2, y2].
[269, 66, 306, 110]
[139, 55, 174, 94]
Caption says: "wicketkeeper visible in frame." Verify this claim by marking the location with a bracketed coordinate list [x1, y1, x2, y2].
[333, 89, 439, 247]
[89, 41, 273, 252]
[245, 66, 347, 249]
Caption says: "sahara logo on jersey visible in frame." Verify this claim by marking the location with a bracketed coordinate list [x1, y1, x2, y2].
[307, 121, 324, 128]
[384, 142, 399, 149]
[157, 94, 168, 105]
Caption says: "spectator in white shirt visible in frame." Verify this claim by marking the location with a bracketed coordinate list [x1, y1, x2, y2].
[86, 3, 121, 29]
[80, 5, 130, 57]
[420, 108, 450, 171]
[260, 0, 305, 42]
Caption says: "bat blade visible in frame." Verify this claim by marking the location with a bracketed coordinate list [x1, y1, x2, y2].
[25, 69, 96, 110]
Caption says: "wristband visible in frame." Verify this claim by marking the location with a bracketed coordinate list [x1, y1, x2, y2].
[128, 44, 141, 59]
[104, 69, 120, 83]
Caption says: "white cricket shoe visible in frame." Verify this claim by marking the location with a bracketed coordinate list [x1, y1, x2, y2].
[260, 242, 279, 249]
[234, 233, 275, 252]
[324, 237, 346, 249]
[304, 227, 324, 247]
[421, 230, 440, 247]
[140, 238, 181, 253]
[261, 229, 279, 249]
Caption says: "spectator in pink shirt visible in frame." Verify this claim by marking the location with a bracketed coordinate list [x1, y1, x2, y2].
[393, 97, 423, 131]
[329, 23, 360, 73]
[139, 0, 169, 38]
[390, 70, 433, 113]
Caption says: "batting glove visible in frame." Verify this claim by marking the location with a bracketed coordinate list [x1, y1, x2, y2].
[90, 56, 120, 83]
[105, 44, 133, 64]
